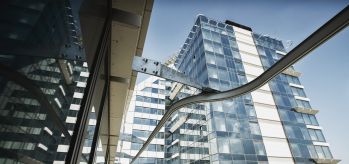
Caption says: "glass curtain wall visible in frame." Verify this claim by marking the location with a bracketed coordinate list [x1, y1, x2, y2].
[0, 0, 110, 163]
[170, 15, 267, 164]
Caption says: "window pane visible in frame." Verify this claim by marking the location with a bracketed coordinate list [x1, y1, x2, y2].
[279, 110, 290, 121]
[230, 139, 244, 154]
[204, 40, 214, 52]
[250, 123, 261, 135]
[214, 117, 226, 131]
[206, 51, 216, 65]
[300, 127, 311, 140]
[285, 125, 295, 138]
[211, 32, 221, 43]
[202, 29, 212, 40]
[226, 117, 239, 132]
[308, 129, 318, 141]
[309, 115, 319, 125]
[315, 130, 326, 142]
[315, 146, 325, 159]
[207, 65, 218, 79]
[243, 140, 255, 154]
[308, 145, 318, 158]
[216, 54, 226, 67]
[254, 142, 266, 155]
[322, 146, 333, 159]
[295, 113, 304, 123]
[218, 138, 230, 153]
[303, 114, 311, 125]
[290, 144, 301, 157]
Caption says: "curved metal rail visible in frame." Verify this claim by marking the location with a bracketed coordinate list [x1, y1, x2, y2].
[131, 5, 349, 163]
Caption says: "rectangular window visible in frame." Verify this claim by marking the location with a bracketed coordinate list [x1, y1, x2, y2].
[202, 29, 212, 40]
[285, 125, 295, 138]
[213, 116, 226, 131]
[254, 142, 266, 155]
[151, 98, 158, 104]
[291, 87, 306, 97]
[204, 40, 214, 52]
[218, 138, 230, 153]
[322, 146, 333, 159]
[136, 95, 143, 102]
[315, 146, 325, 159]
[295, 113, 305, 123]
[151, 88, 158, 93]
[230, 139, 244, 154]
[300, 127, 311, 140]
[296, 99, 311, 109]
[279, 110, 290, 121]
[207, 65, 218, 79]
[315, 130, 326, 142]
[302, 114, 312, 125]
[213, 42, 224, 54]
[206, 51, 216, 65]
[290, 144, 301, 157]
[243, 140, 256, 154]
[218, 69, 229, 81]
[309, 115, 319, 125]
[211, 31, 221, 43]
[221, 35, 230, 46]
[226, 117, 239, 132]
[250, 123, 261, 135]
[308, 145, 318, 158]
[308, 129, 318, 141]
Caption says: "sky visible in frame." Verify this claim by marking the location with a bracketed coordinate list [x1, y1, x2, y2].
[139, 0, 349, 162]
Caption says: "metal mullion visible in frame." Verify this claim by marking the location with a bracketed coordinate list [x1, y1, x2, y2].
[88, 20, 111, 164]
[65, 5, 111, 162]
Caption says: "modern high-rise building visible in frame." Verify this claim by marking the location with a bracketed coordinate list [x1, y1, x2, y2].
[116, 76, 168, 164]
[118, 14, 339, 164]
[170, 15, 338, 164]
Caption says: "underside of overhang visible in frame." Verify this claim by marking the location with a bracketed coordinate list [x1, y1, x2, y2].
[109, 0, 153, 162]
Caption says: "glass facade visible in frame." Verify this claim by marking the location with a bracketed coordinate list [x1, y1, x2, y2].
[170, 15, 267, 164]
[0, 0, 95, 163]
[116, 77, 170, 164]
[0, 0, 152, 163]
[167, 15, 335, 164]
[254, 33, 334, 163]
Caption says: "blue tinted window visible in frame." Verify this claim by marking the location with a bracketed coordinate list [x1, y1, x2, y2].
[290, 144, 301, 157]
[151, 88, 158, 93]
[299, 144, 310, 158]
[223, 47, 232, 57]
[243, 140, 255, 154]
[322, 146, 333, 159]
[315, 130, 326, 142]
[254, 142, 266, 155]
[230, 139, 244, 154]
[221, 35, 229, 46]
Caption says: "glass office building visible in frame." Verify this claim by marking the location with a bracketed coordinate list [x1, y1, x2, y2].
[167, 15, 338, 164]
[0, 0, 154, 163]
[116, 76, 169, 164]
[0, 0, 91, 163]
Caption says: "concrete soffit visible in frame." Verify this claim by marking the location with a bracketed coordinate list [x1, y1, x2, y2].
[109, 0, 153, 162]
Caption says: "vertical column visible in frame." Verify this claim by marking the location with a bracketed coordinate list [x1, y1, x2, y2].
[233, 26, 294, 164]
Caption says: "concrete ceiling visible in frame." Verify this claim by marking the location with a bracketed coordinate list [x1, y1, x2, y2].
[109, 0, 153, 162]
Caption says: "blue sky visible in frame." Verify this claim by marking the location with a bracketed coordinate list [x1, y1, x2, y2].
[140, 0, 349, 162]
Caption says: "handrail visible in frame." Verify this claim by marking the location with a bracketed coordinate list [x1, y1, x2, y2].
[131, 5, 349, 163]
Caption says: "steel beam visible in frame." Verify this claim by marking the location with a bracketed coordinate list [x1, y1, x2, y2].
[131, 5, 349, 163]
[132, 56, 205, 90]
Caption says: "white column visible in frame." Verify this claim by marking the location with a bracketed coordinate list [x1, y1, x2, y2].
[233, 26, 294, 164]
